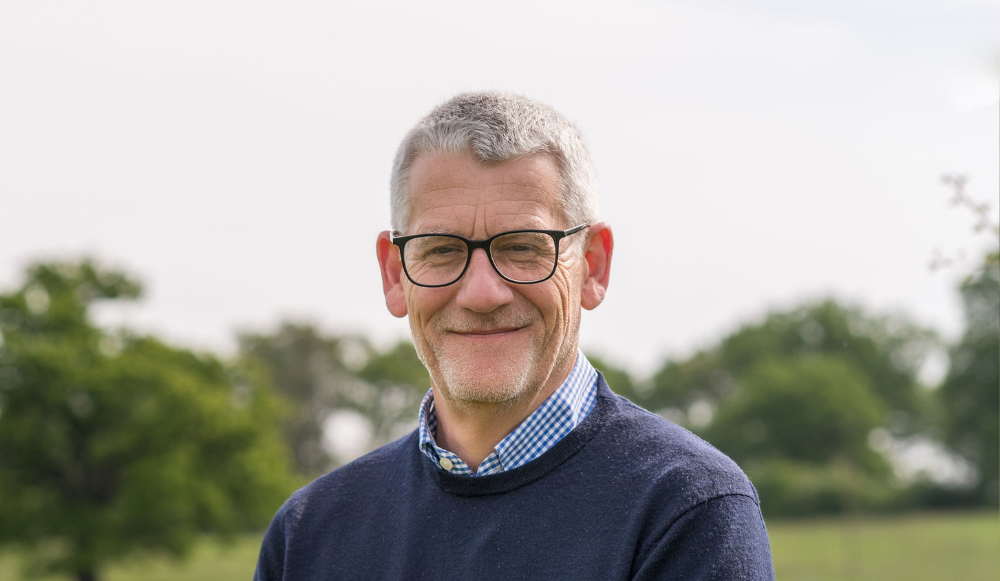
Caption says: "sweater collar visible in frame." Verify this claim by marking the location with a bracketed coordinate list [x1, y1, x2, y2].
[417, 350, 598, 476]
[423, 373, 617, 497]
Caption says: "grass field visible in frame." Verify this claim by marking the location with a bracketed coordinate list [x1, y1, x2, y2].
[1, 511, 996, 580]
[768, 511, 998, 581]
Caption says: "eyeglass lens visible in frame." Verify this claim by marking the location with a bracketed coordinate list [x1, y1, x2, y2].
[403, 232, 558, 286]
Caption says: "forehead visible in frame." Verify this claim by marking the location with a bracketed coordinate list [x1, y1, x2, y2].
[406, 151, 564, 236]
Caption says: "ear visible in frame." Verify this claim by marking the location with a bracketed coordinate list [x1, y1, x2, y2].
[580, 222, 613, 311]
[376, 231, 408, 318]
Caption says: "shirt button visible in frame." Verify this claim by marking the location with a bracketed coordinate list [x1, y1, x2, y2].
[439, 457, 454, 471]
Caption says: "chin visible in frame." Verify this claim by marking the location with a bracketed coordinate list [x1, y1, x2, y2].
[436, 354, 540, 404]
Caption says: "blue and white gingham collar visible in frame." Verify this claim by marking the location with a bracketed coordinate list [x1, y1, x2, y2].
[417, 350, 598, 476]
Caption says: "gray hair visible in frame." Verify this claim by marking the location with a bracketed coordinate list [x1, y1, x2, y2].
[389, 92, 600, 234]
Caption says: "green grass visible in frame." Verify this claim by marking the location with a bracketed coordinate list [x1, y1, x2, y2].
[0, 537, 262, 581]
[768, 511, 999, 581]
[1, 511, 996, 580]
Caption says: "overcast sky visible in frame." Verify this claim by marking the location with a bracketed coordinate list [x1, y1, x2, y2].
[1, 0, 997, 376]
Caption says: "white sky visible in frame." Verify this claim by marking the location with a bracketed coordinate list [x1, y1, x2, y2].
[1, 0, 997, 376]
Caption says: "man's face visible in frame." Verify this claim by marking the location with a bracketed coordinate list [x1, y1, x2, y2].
[397, 151, 587, 406]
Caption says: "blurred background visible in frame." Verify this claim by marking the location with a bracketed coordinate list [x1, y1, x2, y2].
[1, 1, 997, 580]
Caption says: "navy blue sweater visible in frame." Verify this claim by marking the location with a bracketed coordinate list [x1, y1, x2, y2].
[255, 376, 775, 580]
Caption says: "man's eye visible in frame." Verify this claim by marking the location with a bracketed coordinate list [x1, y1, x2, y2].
[418, 241, 466, 261]
[495, 238, 548, 254]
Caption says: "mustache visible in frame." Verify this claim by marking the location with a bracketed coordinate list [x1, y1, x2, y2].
[435, 309, 536, 333]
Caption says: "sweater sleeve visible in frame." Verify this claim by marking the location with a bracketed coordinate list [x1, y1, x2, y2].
[253, 501, 289, 581]
[632, 494, 775, 581]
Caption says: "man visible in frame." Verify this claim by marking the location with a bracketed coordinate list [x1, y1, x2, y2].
[255, 93, 775, 580]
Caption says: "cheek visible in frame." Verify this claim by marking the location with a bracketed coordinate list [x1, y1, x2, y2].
[405, 286, 452, 327]
[528, 272, 579, 334]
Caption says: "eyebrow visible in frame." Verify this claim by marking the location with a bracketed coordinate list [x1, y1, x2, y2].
[404, 220, 556, 237]
[393, 227, 454, 237]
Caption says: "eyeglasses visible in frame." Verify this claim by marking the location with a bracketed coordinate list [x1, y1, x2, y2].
[391, 224, 589, 288]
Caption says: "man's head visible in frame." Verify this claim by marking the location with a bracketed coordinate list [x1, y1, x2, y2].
[388, 92, 600, 236]
[376, 92, 613, 411]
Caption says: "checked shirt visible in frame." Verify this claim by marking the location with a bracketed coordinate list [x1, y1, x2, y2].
[417, 350, 598, 476]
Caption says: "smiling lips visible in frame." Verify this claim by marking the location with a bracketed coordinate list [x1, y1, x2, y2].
[453, 326, 525, 336]
[434, 307, 537, 339]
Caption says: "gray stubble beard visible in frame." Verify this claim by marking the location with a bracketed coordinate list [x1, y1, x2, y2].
[413, 306, 547, 406]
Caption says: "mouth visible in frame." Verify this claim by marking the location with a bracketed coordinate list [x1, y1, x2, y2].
[452, 326, 525, 337]
[445, 324, 533, 343]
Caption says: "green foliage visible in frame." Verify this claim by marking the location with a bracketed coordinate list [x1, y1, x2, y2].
[649, 300, 935, 426]
[353, 340, 430, 443]
[237, 324, 368, 475]
[582, 353, 644, 403]
[938, 259, 1000, 504]
[705, 356, 888, 474]
[238, 327, 426, 474]
[747, 459, 895, 516]
[357, 341, 431, 392]
[0, 260, 295, 581]
[641, 300, 937, 516]
[701, 355, 895, 517]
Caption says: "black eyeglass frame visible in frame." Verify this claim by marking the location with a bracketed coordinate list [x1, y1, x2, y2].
[391, 223, 590, 288]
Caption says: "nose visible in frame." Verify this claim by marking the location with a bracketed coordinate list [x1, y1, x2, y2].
[454, 248, 514, 313]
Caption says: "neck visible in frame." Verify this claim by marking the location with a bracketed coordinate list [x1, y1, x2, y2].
[432, 353, 577, 473]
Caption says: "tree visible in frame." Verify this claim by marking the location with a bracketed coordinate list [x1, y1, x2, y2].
[239, 326, 427, 473]
[355, 340, 431, 444]
[705, 356, 887, 472]
[648, 300, 936, 435]
[0, 260, 294, 581]
[644, 300, 937, 515]
[938, 258, 999, 504]
[703, 356, 896, 515]
[932, 174, 1000, 505]
[237, 324, 371, 475]
[584, 353, 644, 403]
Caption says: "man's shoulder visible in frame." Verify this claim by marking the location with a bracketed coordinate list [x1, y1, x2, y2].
[593, 386, 759, 507]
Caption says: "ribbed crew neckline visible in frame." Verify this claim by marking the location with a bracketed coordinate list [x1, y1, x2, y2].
[424, 374, 616, 497]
